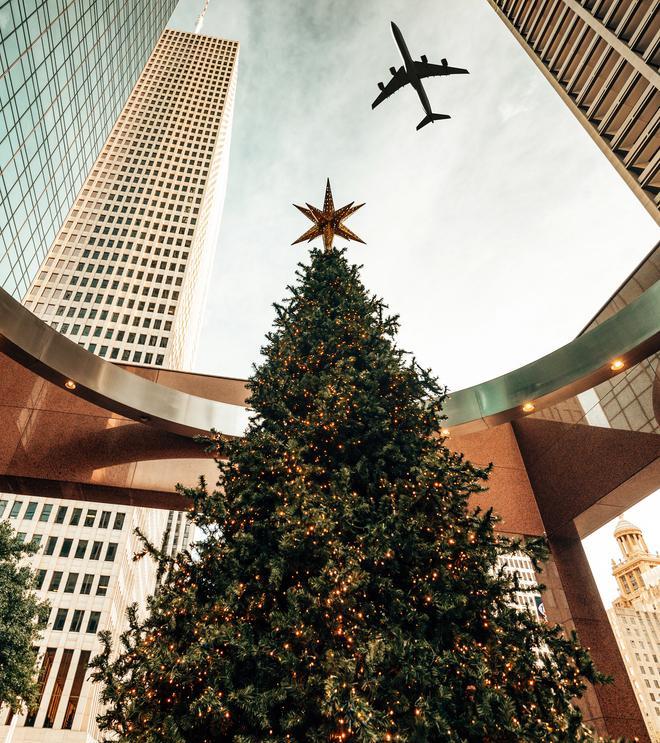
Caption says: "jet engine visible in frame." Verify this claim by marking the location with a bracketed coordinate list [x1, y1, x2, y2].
[421, 54, 427, 63]
[378, 82, 385, 91]
[441, 58, 448, 66]
[389, 66, 396, 75]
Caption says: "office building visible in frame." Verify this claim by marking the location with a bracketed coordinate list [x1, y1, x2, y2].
[577, 242, 659, 433]
[0, 499, 179, 742]
[484, 0, 660, 224]
[0, 27, 239, 742]
[0, 0, 177, 300]
[607, 517, 660, 742]
[22, 29, 239, 370]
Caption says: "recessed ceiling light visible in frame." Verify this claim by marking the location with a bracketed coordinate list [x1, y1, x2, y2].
[610, 359, 625, 372]
[64, 379, 76, 390]
[522, 402, 535, 413]
[440, 428, 450, 437]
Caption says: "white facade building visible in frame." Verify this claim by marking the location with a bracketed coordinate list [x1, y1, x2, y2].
[606, 517, 660, 743]
[23, 29, 239, 371]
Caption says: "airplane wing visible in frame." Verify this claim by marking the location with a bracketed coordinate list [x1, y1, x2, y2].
[413, 60, 469, 79]
[371, 66, 409, 109]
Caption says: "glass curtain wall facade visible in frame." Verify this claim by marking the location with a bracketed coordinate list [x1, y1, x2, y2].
[0, 0, 177, 300]
[484, 0, 660, 224]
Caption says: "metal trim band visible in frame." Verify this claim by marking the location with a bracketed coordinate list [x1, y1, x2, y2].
[1, 282, 658, 437]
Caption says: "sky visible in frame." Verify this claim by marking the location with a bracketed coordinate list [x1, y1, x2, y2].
[166, 0, 660, 605]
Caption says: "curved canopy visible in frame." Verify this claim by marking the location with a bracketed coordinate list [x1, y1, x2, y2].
[1, 282, 658, 438]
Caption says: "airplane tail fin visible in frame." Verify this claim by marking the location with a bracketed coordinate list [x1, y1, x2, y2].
[416, 112, 451, 131]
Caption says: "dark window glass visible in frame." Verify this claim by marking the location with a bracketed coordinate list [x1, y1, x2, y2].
[69, 508, 82, 525]
[80, 574, 94, 595]
[35, 569, 47, 590]
[25, 648, 56, 726]
[105, 542, 118, 562]
[31, 534, 42, 547]
[39, 504, 53, 522]
[48, 571, 63, 591]
[96, 576, 110, 596]
[62, 650, 91, 729]
[84, 509, 97, 527]
[74, 540, 88, 559]
[43, 649, 73, 726]
[59, 538, 73, 558]
[24, 502, 38, 520]
[54, 506, 68, 524]
[86, 611, 101, 633]
[9, 501, 22, 518]
[99, 511, 111, 528]
[64, 573, 79, 593]
[0, 501, 6, 518]
[45, 536, 57, 556]
[53, 609, 68, 630]
[69, 610, 84, 632]
[90, 541, 102, 560]
[113, 512, 125, 530]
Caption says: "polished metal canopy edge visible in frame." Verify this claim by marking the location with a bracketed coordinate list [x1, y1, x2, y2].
[443, 280, 660, 432]
[1, 282, 658, 438]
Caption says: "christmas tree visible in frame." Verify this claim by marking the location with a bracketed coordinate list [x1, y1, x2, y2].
[92, 185, 608, 742]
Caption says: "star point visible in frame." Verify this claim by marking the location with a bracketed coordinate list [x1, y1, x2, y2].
[292, 180, 365, 251]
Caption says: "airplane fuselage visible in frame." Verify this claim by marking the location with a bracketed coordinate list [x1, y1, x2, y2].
[390, 22, 432, 116]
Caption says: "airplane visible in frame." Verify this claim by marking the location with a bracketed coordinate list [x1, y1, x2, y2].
[372, 22, 469, 131]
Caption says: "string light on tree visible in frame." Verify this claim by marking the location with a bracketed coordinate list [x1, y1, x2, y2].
[92, 186, 609, 741]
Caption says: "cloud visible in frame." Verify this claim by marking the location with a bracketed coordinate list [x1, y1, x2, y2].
[168, 0, 658, 389]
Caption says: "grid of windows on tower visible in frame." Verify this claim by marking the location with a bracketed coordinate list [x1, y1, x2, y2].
[0, 0, 178, 300]
[23, 30, 239, 367]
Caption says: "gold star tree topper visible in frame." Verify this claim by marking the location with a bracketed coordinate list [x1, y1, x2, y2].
[292, 179, 365, 252]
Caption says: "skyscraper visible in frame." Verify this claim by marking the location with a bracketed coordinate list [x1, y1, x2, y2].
[0, 0, 178, 300]
[484, 0, 660, 224]
[0, 27, 239, 742]
[607, 517, 660, 742]
[22, 28, 239, 370]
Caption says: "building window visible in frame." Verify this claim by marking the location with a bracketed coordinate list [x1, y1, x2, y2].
[80, 574, 94, 595]
[35, 569, 47, 590]
[24, 648, 56, 726]
[48, 571, 63, 591]
[74, 540, 88, 559]
[90, 541, 103, 560]
[55, 505, 68, 524]
[99, 511, 111, 528]
[62, 650, 91, 729]
[86, 611, 101, 633]
[43, 649, 74, 727]
[70, 507, 82, 525]
[53, 608, 68, 630]
[45, 536, 58, 556]
[113, 512, 125, 530]
[69, 610, 84, 632]
[39, 504, 53, 522]
[0, 501, 6, 518]
[84, 509, 97, 527]
[9, 501, 22, 518]
[24, 502, 38, 520]
[64, 573, 79, 593]
[60, 538, 73, 558]
[105, 543, 118, 562]
[96, 576, 110, 596]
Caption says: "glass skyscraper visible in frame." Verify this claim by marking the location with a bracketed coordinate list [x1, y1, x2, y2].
[0, 0, 178, 300]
